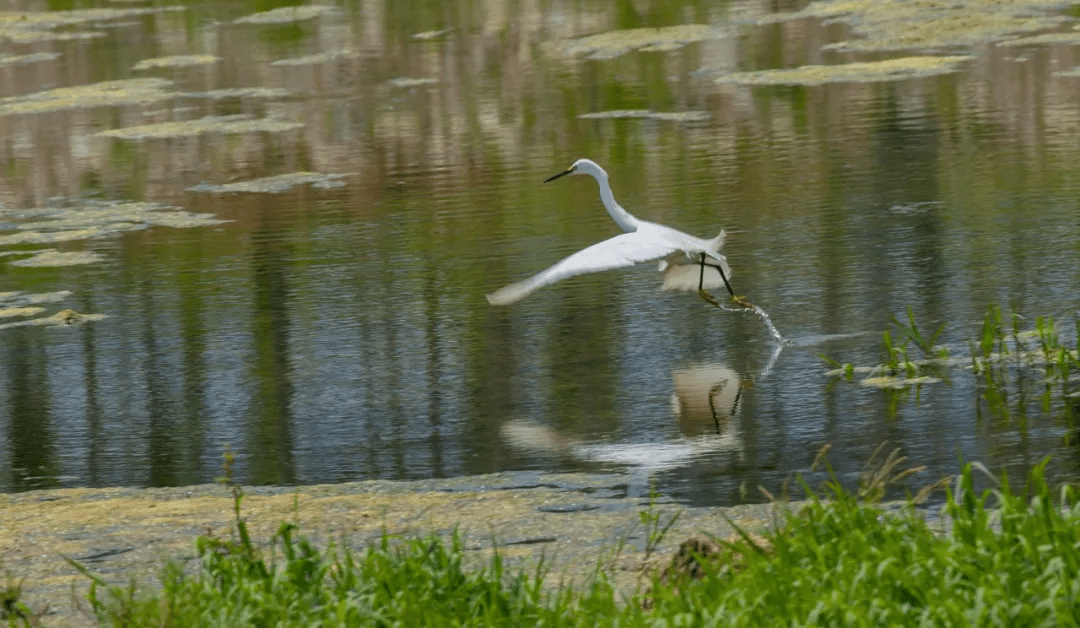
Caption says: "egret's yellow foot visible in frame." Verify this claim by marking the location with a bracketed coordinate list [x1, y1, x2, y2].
[698, 289, 722, 307]
[731, 295, 754, 309]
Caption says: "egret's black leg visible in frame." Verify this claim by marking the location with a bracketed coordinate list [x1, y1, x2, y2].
[697, 253, 721, 307]
[715, 261, 736, 298]
[699, 253, 753, 309]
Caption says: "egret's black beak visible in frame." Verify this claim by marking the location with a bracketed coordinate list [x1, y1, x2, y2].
[544, 169, 573, 183]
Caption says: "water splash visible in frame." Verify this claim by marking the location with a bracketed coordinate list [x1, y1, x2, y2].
[751, 305, 790, 345]
[718, 303, 791, 345]
[759, 340, 785, 381]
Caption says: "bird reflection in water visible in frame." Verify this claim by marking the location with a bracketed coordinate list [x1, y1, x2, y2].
[670, 363, 745, 438]
[500, 363, 745, 474]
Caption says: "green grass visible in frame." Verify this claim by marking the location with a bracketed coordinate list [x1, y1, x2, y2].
[647, 460, 1080, 626]
[46, 458, 1080, 627]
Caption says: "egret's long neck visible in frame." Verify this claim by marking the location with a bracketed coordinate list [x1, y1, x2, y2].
[594, 172, 638, 232]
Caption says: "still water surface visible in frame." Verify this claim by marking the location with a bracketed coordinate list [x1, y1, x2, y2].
[1, 0, 1080, 505]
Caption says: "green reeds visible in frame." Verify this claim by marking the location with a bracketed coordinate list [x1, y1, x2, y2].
[823, 303, 1080, 428]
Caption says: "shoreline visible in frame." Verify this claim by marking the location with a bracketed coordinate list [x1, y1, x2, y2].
[2, 472, 782, 627]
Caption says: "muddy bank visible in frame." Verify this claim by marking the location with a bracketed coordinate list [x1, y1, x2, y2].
[1, 472, 783, 627]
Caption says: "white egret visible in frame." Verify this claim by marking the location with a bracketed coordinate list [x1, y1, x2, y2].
[486, 159, 751, 308]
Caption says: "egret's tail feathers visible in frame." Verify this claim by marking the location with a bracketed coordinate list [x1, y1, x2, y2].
[706, 230, 726, 255]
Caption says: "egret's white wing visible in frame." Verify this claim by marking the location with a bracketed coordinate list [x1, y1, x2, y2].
[486, 232, 680, 305]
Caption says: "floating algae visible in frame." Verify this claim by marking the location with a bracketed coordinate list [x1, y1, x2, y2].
[860, 376, 943, 389]
[234, 6, 337, 25]
[0, 7, 179, 43]
[181, 87, 292, 100]
[578, 110, 710, 122]
[271, 51, 356, 66]
[0, 78, 173, 117]
[388, 77, 438, 88]
[0, 308, 107, 330]
[998, 32, 1080, 47]
[0, 291, 109, 331]
[558, 24, 722, 60]
[412, 29, 452, 41]
[10, 250, 106, 267]
[6, 201, 226, 231]
[97, 115, 304, 140]
[0, 290, 73, 307]
[0, 306, 45, 318]
[718, 56, 974, 86]
[755, 0, 1073, 53]
[0, 52, 60, 66]
[0, 200, 228, 251]
[188, 172, 351, 194]
[0, 228, 121, 246]
[132, 55, 220, 70]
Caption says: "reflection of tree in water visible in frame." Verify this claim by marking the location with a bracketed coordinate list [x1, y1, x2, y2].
[2, 330, 56, 490]
[247, 195, 296, 486]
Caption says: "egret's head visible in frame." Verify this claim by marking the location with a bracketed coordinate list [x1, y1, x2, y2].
[544, 158, 605, 183]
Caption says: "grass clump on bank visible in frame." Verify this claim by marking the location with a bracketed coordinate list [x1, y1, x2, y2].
[650, 459, 1080, 626]
[56, 459, 1080, 627]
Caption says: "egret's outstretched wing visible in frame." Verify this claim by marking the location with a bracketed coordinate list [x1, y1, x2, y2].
[486, 232, 679, 305]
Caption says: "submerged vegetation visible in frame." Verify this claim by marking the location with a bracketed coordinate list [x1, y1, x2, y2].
[822, 304, 1080, 427]
[18, 457, 1069, 627]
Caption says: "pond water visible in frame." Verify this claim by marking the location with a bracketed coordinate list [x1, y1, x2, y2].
[2, 0, 1080, 505]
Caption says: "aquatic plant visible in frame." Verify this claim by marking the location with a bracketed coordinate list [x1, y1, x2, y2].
[824, 303, 1080, 429]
